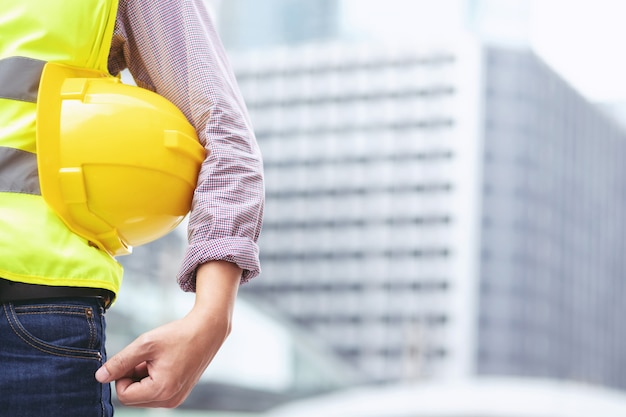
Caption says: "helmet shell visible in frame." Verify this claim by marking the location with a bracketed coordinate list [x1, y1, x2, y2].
[36, 62, 206, 256]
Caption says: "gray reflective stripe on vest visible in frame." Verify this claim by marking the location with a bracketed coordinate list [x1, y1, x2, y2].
[0, 147, 41, 195]
[0, 57, 46, 103]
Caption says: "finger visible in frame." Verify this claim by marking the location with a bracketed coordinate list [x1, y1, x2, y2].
[95, 337, 152, 383]
[114, 377, 140, 398]
[115, 376, 156, 406]
[131, 362, 149, 381]
[115, 373, 182, 407]
[116, 380, 185, 409]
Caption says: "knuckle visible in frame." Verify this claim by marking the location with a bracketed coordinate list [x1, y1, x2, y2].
[224, 322, 233, 339]
[135, 332, 158, 355]
[109, 354, 129, 374]
[163, 397, 184, 409]
[117, 394, 132, 406]
[114, 386, 134, 405]
[136, 332, 154, 347]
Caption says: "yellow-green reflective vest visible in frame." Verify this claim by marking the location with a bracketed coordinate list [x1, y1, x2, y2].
[0, 0, 123, 294]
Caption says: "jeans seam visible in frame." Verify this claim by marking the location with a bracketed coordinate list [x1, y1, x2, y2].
[96, 304, 109, 417]
[86, 307, 96, 350]
[3, 303, 102, 361]
[14, 303, 87, 310]
[13, 310, 86, 316]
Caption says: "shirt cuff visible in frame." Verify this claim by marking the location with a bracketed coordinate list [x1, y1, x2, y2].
[176, 237, 261, 292]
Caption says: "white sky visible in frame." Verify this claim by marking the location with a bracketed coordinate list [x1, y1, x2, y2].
[529, 0, 626, 103]
[204, 0, 626, 102]
[340, 0, 626, 103]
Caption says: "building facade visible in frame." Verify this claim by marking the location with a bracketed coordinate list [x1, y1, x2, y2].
[477, 47, 626, 388]
[230, 41, 626, 389]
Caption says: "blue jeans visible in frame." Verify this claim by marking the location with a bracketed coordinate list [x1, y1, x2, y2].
[0, 298, 113, 417]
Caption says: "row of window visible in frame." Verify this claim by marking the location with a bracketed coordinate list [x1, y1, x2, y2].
[262, 215, 452, 231]
[244, 279, 450, 293]
[235, 54, 457, 80]
[255, 118, 455, 139]
[264, 149, 454, 168]
[246, 86, 456, 109]
[293, 313, 449, 326]
[260, 247, 451, 262]
[265, 182, 453, 199]
[335, 346, 448, 360]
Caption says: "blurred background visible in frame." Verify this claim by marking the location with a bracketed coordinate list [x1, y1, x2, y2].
[112, 0, 626, 416]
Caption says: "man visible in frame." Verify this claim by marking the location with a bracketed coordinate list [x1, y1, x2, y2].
[0, 0, 264, 415]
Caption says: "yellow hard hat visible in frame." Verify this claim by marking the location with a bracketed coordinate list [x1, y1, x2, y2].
[36, 62, 206, 257]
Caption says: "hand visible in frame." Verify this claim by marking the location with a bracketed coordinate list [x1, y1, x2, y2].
[95, 261, 241, 408]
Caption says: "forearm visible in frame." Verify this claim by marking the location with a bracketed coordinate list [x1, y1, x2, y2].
[189, 261, 241, 328]
[96, 261, 243, 408]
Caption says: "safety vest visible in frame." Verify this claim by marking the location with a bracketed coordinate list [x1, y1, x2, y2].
[0, 0, 123, 294]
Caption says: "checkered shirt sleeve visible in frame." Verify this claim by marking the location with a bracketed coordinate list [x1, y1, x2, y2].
[108, 0, 264, 291]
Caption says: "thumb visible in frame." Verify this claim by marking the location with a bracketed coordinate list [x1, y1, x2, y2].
[95, 364, 112, 383]
[95, 338, 149, 383]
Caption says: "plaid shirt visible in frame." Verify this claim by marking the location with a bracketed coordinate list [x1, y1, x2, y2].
[108, 0, 264, 291]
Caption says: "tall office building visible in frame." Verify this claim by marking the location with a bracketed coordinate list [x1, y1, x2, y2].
[230, 41, 626, 389]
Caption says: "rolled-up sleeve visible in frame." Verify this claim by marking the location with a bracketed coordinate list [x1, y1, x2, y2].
[108, 0, 264, 291]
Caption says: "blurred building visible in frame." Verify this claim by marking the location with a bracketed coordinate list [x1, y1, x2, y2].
[599, 102, 626, 131]
[217, 0, 341, 50]
[229, 40, 626, 389]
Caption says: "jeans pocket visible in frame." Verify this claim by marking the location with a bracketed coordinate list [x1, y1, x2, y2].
[4, 300, 103, 360]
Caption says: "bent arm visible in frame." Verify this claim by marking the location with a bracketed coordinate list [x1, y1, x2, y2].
[109, 0, 264, 290]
